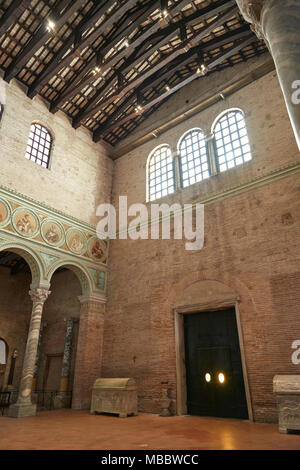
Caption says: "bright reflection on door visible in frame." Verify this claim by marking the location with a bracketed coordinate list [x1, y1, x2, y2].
[218, 372, 225, 384]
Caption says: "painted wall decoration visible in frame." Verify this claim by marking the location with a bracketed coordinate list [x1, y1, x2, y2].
[88, 237, 106, 263]
[12, 208, 39, 238]
[0, 185, 109, 295]
[0, 186, 108, 265]
[0, 199, 10, 228]
[41, 219, 64, 247]
[66, 229, 87, 256]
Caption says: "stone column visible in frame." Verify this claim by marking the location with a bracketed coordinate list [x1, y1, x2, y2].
[32, 322, 45, 391]
[8, 288, 51, 418]
[236, 0, 300, 150]
[54, 317, 74, 409]
[72, 295, 106, 410]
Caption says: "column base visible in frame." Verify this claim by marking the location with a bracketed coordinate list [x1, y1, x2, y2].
[53, 393, 72, 409]
[8, 402, 37, 418]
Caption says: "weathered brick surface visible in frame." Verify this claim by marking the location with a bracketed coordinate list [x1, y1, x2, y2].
[0, 78, 113, 226]
[102, 61, 300, 423]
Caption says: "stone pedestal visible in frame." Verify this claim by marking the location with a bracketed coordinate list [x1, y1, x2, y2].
[273, 375, 300, 434]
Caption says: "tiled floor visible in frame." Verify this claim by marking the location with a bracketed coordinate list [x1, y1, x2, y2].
[0, 410, 299, 450]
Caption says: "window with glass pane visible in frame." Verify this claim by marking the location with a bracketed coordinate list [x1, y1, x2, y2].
[213, 110, 252, 172]
[25, 123, 52, 168]
[148, 146, 175, 201]
[178, 129, 210, 188]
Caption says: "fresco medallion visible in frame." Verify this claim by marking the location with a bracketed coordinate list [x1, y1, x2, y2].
[41, 219, 65, 247]
[66, 229, 87, 256]
[0, 199, 11, 228]
[12, 208, 40, 238]
[88, 236, 107, 263]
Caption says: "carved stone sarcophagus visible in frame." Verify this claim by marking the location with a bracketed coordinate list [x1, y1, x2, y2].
[90, 378, 138, 418]
[273, 375, 300, 434]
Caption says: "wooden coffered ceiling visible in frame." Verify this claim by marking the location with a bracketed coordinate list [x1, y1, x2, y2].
[0, 0, 267, 147]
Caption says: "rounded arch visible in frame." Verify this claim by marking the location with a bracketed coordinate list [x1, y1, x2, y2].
[47, 260, 93, 295]
[177, 127, 210, 188]
[211, 107, 245, 133]
[211, 108, 252, 173]
[0, 242, 44, 288]
[25, 122, 53, 169]
[146, 143, 174, 202]
[173, 278, 238, 309]
[177, 127, 205, 153]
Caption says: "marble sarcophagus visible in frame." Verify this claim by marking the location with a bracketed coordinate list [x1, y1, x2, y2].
[90, 378, 138, 418]
[273, 375, 300, 434]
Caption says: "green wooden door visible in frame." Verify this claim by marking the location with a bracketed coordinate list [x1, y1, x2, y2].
[184, 308, 248, 419]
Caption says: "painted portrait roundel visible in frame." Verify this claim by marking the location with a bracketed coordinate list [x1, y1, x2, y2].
[12, 208, 40, 238]
[66, 229, 87, 256]
[41, 219, 65, 247]
[0, 198, 11, 228]
[88, 236, 107, 263]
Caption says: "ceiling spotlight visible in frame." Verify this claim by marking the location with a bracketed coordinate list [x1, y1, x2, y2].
[46, 20, 55, 32]
[161, 9, 168, 18]
[220, 93, 225, 100]
[165, 85, 171, 92]
[135, 105, 143, 113]
[124, 39, 130, 48]
[196, 64, 208, 76]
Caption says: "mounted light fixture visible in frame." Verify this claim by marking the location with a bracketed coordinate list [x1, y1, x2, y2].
[218, 372, 226, 384]
[46, 20, 55, 32]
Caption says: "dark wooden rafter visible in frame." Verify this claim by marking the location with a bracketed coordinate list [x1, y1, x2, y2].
[93, 25, 252, 137]
[71, 0, 237, 127]
[72, 4, 239, 127]
[93, 35, 256, 141]
[27, 0, 139, 98]
[46, 0, 163, 107]
[4, 0, 87, 82]
[0, 0, 32, 37]
[49, 0, 198, 112]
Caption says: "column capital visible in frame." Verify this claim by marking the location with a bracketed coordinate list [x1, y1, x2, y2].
[236, 0, 267, 38]
[29, 288, 51, 304]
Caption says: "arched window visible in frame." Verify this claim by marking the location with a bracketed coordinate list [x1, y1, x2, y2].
[25, 123, 52, 168]
[0, 339, 7, 365]
[178, 129, 210, 188]
[147, 145, 175, 201]
[212, 109, 252, 172]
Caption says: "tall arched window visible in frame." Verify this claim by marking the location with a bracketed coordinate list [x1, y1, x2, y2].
[0, 339, 7, 365]
[147, 145, 175, 201]
[25, 123, 52, 168]
[212, 109, 252, 172]
[178, 129, 210, 188]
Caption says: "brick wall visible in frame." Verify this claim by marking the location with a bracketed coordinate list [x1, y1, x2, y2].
[102, 56, 300, 423]
[0, 267, 82, 395]
[0, 77, 113, 226]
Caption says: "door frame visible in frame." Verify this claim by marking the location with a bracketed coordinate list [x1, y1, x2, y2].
[174, 297, 253, 421]
[42, 353, 63, 391]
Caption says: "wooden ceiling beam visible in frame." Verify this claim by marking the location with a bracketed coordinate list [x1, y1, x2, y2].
[26, 0, 119, 97]
[71, 0, 237, 127]
[74, 5, 239, 127]
[0, 0, 32, 37]
[48, 0, 162, 108]
[4, 0, 86, 82]
[93, 33, 255, 140]
[93, 26, 252, 136]
[50, 0, 195, 113]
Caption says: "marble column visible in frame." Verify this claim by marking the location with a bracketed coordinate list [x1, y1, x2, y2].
[32, 323, 45, 391]
[8, 288, 51, 418]
[72, 295, 106, 410]
[236, 0, 300, 150]
[54, 318, 74, 409]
